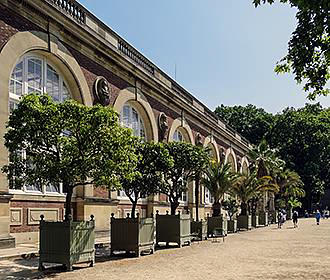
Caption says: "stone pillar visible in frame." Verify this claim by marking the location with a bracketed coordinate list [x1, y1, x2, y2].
[0, 91, 15, 248]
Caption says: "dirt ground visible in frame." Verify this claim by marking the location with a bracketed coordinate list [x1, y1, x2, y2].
[1, 218, 330, 280]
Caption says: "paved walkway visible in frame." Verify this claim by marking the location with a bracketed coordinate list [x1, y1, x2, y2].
[1, 218, 330, 280]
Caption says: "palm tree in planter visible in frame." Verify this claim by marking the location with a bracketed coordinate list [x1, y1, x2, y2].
[156, 142, 209, 247]
[201, 161, 238, 236]
[248, 139, 284, 223]
[230, 172, 279, 230]
[111, 140, 173, 256]
[2, 94, 137, 270]
[222, 197, 239, 233]
[274, 169, 305, 219]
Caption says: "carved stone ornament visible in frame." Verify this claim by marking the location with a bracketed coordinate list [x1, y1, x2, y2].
[237, 157, 242, 171]
[220, 148, 226, 162]
[158, 112, 168, 141]
[93, 76, 110, 106]
[195, 133, 202, 146]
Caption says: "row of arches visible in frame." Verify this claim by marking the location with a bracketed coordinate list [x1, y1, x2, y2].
[1, 31, 249, 177]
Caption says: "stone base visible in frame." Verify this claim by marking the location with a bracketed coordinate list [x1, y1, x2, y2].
[0, 235, 15, 249]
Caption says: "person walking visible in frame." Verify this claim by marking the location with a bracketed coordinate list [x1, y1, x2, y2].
[292, 211, 298, 228]
[315, 210, 321, 225]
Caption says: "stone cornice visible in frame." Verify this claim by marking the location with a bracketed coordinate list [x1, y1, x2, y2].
[3, 0, 251, 154]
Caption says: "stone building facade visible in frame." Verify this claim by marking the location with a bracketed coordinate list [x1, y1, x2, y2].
[0, 0, 251, 248]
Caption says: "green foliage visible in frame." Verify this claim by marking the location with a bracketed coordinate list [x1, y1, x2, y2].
[230, 172, 279, 215]
[120, 140, 174, 218]
[274, 169, 305, 210]
[248, 139, 285, 179]
[214, 103, 330, 210]
[2, 94, 138, 219]
[201, 162, 239, 216]
[253, 0, 329, 100]
[160, 142, 210, 215]
[268, 103, 330, 208]
[214, 104, 274, 145]
[222, 197, 239, 220]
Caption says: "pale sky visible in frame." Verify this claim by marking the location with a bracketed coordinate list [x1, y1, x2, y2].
[79, 0, 329, 114]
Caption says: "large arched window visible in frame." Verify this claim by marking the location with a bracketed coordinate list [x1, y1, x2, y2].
[8, 54, 71, 194]
[9, 54, 70, 112]
[120, 104, 146, 139]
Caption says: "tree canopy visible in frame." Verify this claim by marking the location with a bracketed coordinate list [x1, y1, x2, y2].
[2, 94, 138, 219]
[160, 142, 209, 215]
[214, 103, 330, 210]
[214, 104, 274, 145]
[119, 140, 173, 218]
[253, 0, 330, 100]
[201, 162, 238, 217]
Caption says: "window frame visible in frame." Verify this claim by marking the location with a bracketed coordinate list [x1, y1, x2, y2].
[120, 104, 146, 139]
[8, 53, 70, 196]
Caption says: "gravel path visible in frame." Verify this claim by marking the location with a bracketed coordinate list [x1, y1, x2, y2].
[1, 218, 330, 280]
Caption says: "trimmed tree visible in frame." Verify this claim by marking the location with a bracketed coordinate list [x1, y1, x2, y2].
[222, 197, 239, 221]
[201, 162, 238, 217]
[160, 142, 209, 215]
[2, 94, 137, 220]
[119, 140, 174, 218]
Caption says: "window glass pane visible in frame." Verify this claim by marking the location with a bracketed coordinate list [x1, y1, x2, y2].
[26, 184, 42, 192]
[10, 61, 23, 96]
[120, 104, 146, 139]
[46, 183, 60, 193]
[121, 105, 130, 128]
[47, 64, 60, 102]
[62, 82, 70, 101]
[27, 58, 42, 94]
[9, 100, 18, 114]
[173, 130, 183, 142]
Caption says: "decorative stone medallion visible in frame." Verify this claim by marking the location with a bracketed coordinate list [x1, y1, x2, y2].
[158, 112, 168, 141]
[93, 76, 110, 106]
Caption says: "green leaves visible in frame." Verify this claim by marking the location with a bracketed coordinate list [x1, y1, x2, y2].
[201, 162, 238, 204]
[2, 94, 138, 216]
[254, 0, 330, 100]
[214, 104, 274, 145]
[119, 140, 173, 217]
[160, 142, 210, 213]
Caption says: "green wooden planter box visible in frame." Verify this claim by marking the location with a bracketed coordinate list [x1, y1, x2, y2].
[207, 216, 228, 237]
[110, 214, 155, 257]
[252, 215, 259, 228]
[156, 212, 191, 247]
[258, 212, 269, 226]
[227, 220, 237, 233]
[39, 215, 95, 271]
[191, 220, 207, 240]
[237, 215, 252, 230]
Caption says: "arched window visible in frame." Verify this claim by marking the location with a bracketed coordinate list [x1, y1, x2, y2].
[173, 129, 183, 142]
[227, 154, 236, 172]
[9, 54, 70, 112]
[120, 104, 146, 139]
[8, 54, 70, 194]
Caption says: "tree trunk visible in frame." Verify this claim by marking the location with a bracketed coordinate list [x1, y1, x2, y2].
[131, 199, 137, 218]
[65, 186, 73, 221]
[170, 200, 179, 215]
[212, 202, 221, 217]
[240, 202, 247, 216]
[195, 174, 200, 221]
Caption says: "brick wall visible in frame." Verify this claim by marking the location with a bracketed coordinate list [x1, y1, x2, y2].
[9, 200, 64, 233]
[0, 5, 43, 50]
